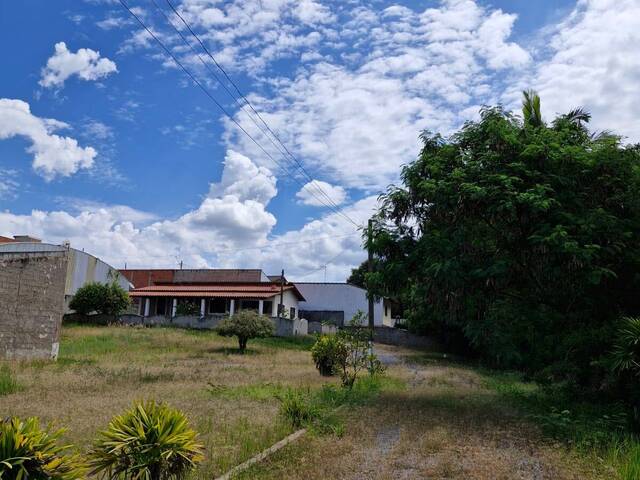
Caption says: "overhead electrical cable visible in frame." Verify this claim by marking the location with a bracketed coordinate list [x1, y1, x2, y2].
[119, 0, 360, 228]
[163, 0, 353, 220]
[294, 246, 352, 279]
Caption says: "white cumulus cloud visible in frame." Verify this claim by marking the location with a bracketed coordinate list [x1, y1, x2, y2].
[504, 0, 640, 141]
[0, 98, 96, 180]
[296, 180, 347, 207]
[39, 42, 118, 89]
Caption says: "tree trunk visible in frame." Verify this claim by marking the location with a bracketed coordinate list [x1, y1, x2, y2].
[238, 336, 247, 352]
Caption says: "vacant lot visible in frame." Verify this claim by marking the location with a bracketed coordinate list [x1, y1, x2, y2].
[0, 325, 323, 478]
[0, 326, 626, 479]
[238, 345, 612, 480]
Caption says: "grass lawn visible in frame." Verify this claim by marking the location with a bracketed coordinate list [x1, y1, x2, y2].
[0, 325, 323, 478]
[0, 326, 636, 479]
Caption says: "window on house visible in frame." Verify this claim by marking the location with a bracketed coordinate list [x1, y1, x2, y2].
[239, 300, 259, 311]
[290, 307, 296, 319]
[209, 298, 227, 314]
[263, 301, 273, 316]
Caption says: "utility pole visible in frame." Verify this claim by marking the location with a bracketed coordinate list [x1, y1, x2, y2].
[367, 218, 375, 337]
[279, 268, 285, 317]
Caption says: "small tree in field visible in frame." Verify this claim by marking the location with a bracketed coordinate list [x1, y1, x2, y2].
[69, 281, 130, 316]
[216, 310, 274, 353]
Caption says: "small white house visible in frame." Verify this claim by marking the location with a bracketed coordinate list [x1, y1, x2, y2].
[294, 282, 393, 327]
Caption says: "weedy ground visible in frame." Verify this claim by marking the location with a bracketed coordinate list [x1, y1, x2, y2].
[0, 326, 635, 479]
[0, 325, 320, 478]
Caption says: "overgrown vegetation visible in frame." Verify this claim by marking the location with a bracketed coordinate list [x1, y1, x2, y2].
[0, 365, 19, 396]
[0, 417, 85, 479]
[277, 375, 399, 435]
[311, 334, 344, 376]
[175, 301, 200, 316]
[88, 400, 204, 480]
[483, 369, 640, 480]
[368, 91, 640, 418]
[217, 310, 274, 353]
[69, 280, 130, 316]
[311, 313, 385, 388]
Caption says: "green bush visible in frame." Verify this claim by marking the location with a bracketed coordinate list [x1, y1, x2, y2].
[88, 400, 203, 480]
[216, 310, 274, 353]
[277, 389, 320, 429]
[175, 301, 200, 316]
[333, 312, 385, 388]
[0, 417, 85, 479]
[311, 335, 347, 376]
[69, 281, 130, 316]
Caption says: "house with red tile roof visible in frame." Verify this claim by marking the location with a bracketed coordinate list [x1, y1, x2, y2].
[120, 269, 305, 320]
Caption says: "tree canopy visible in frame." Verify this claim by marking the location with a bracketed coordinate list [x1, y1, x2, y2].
[216, 310, 274, 352]
[368, 94, 640, 384]
[69, 281, 130, 316]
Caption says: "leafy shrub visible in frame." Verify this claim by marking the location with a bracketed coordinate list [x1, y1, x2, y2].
[311, 335, 347, 376]
[277, 389, 320, 429]
[69, 281, 130, 316]
[175, 301, 200, 316]
[333, 312, 385, 388]
[88, 400, 204, 480]
[216, 310, 274, 353]
[0, 365, 20, 396]
[0, 417, 85, 479]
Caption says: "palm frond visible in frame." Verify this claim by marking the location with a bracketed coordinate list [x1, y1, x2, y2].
[522, 89, 543, 128]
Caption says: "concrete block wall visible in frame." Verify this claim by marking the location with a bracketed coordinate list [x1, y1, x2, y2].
[0, 251, 68, 359]
[118, 314, 308, 336]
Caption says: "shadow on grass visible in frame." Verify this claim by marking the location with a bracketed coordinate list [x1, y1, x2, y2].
[207, 346, 261, 355]
[254, 336, 315, 351]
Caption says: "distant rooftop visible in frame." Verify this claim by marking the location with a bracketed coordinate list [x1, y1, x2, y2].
[0, 235, 41, 243]
[121, 268, 273, 288]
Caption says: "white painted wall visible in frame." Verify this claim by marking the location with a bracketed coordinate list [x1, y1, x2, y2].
[294, 283, 385, 326]
[267, 289, 300, 318]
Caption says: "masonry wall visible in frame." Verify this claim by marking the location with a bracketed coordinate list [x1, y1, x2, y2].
[0, 251, 68, 359]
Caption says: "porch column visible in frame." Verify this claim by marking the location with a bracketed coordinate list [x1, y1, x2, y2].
[258, 300, 264, 316]
[200, 298, 206, 317]
[171, 298, 177, 318]
[229, 299, 235, 316]
[144, 298, 150, 317]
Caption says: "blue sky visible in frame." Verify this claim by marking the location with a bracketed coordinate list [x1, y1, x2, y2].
[1, 0, 639, 280]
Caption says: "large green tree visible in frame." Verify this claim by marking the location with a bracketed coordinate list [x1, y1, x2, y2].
[369, 93, 640, 383]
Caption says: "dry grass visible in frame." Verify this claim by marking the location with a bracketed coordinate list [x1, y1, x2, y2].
[236, 345, 611, 480]
[0, 325, 325, 478]
[0, 327, 616, 479]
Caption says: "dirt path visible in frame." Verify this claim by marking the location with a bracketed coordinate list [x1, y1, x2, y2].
[238, 344, 608, 480]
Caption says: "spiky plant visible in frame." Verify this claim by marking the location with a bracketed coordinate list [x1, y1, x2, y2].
[0, 417, 85, 480]
[611, 317, 640, 375]
[88, 401, 204, 480]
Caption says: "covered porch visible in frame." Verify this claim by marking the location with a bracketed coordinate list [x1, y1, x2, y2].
[129, 283, 303, 319]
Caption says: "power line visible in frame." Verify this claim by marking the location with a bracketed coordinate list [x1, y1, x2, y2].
[119, 0, 360, 227]
[294, 246, 352, 279]
[113, 231, 361, 265]
[163, 0, 355, 222]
